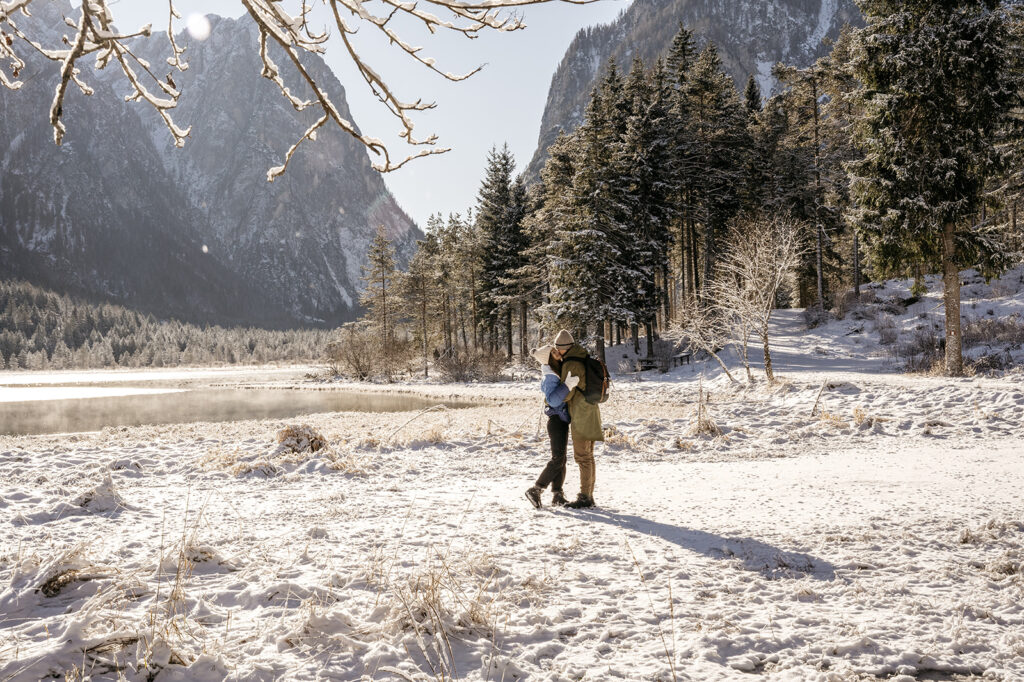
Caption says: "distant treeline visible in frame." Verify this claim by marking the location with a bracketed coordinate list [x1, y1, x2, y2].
[0, 280, 331, 370]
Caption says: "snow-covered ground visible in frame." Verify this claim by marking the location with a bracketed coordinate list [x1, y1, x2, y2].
[2, 272, 1024, 681]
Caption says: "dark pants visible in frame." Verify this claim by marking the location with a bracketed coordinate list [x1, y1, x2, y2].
[535, 415, 570, 493]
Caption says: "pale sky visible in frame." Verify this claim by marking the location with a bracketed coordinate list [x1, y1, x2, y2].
[107, 0, 630, 229]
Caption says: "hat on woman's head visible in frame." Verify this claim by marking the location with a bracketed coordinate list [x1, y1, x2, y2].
[531, 345, 554, 365]
[553, 329, 574, 349]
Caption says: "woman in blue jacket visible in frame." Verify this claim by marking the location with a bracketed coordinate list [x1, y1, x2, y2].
[525, 345, 579, 508]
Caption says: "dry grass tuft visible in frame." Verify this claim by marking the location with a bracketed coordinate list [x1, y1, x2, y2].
[277, 424, 327, 453]
[603, 425, 639, 449]
[817, 410, 849, 429]
[852, 407, 888, 428]
[673, 437, 697, 452]
[688, 379, 722, 437]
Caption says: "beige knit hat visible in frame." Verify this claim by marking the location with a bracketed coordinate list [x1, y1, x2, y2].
[531, 345, 554, 365]
[553, 329, 574, 349]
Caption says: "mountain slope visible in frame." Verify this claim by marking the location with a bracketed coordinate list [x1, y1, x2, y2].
[527, 0, 861, 178]
[0, 3, 419, 328]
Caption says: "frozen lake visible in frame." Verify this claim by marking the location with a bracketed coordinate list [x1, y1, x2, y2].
[0, 367, 474, 435]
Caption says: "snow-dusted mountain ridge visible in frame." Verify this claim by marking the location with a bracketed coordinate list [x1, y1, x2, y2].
[527, 0, 861, 178]
[0, 3, 419, 328]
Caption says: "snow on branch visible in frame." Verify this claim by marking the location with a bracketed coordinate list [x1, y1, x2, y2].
[1, 0, 595, 177]
[1, 0, 190, 146]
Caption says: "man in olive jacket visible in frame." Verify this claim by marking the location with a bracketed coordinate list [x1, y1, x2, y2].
[551, 329, 603, 508]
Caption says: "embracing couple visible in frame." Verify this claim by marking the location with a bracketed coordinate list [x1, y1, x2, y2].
[524, 329, 604, 510]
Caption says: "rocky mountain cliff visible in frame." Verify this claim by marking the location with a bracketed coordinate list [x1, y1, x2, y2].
[527, 0, 861, 179]
[0, 3, 419, 328]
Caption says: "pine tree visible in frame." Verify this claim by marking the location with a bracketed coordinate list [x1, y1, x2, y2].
[359, 224, 398, 357]
[776, 54, 852, 311]
[818, 26, 867, 301]
[685, 43, 748, 302]
[496, 175, 531, 358]
[530, 132, 578, 336]
[616, 58, 676, 357]
[451, 210, 483, 352]
[850, 0, 1020, 375]
[743, 75, 763, 117]
[666, 23, 700, 306]
[543, 82, 624, 341]
[401, 238, 437, 377]
[475, 144, 519, 356]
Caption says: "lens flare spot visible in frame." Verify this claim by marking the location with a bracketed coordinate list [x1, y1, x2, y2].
[187, 14, 212, 41]
[201, 244, 209, 254]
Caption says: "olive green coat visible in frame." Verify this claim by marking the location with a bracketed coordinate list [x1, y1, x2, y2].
[558, 344, 604, 442]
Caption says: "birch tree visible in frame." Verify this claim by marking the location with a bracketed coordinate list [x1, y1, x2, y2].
[715, 214, 805, 383]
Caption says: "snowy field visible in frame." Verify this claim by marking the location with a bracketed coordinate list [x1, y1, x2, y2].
[2, 272, 1024, 681]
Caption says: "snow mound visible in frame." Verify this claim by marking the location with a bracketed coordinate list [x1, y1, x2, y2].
[72, 472, 132, 513]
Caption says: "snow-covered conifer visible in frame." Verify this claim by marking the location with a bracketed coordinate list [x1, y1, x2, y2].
[849, 0, 1021, 375]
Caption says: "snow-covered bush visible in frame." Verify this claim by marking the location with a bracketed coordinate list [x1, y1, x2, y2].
[325, 323, 376, 381]
[435, 351, 508, 383]
[875, 314, 899, 346]
[832, 289, 877, 320]
[803, 305, 830, 329]
[962, 314, 1024, 349]
[898, 327, 944, 373]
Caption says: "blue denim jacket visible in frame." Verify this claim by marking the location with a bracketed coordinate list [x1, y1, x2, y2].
[541, 372, 571, 423]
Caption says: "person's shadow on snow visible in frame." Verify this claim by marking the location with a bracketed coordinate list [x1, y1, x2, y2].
[563, 508, 836, 581]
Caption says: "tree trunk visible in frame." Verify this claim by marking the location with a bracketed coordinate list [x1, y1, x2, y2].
[812, 79, 824, 311]
[645, 321, 655, 360]
[470, 277, 478, 350]
[444, 296, 452, 356]
[421, 297, 428, 378]
[702, 223, 714, 305]
[815, 222, 824, 308]
[742, 337, 752, 383]
[596, 325, 606, 364]
[853, 229, 861, 300]
[661, 265, 671, 324]
[459, 304, 468, 352]
[519, 301, 528, 359]
[762, 325, 775, 384]
[506, 310, 513, 359]
[631, 322, 640, 355]
[942, 221, 963, 376]
[680, 215, 691, 304]
[1013, 201, 1019, 252]
[709, 349, 737, 383]
[690, 221, 701, 299]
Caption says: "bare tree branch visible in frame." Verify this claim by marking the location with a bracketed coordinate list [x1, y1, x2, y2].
[1, 0, 595, 176]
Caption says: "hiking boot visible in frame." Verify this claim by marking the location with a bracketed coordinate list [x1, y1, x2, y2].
[551, 490, 569, 507]
[524, 486, 543, 509]
[566, 494, 595, 509]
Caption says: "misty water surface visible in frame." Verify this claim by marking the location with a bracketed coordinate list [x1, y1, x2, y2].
[0, 388, 475, 436]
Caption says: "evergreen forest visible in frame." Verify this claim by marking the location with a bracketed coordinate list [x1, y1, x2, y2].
[360, 3, 1024, 378]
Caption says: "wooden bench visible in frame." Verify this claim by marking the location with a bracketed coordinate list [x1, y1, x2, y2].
[635, 358, 659, 372]
[671, 352, 691, 367]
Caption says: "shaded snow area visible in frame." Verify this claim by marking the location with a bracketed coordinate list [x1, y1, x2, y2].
[2, 274, 1024, 680]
